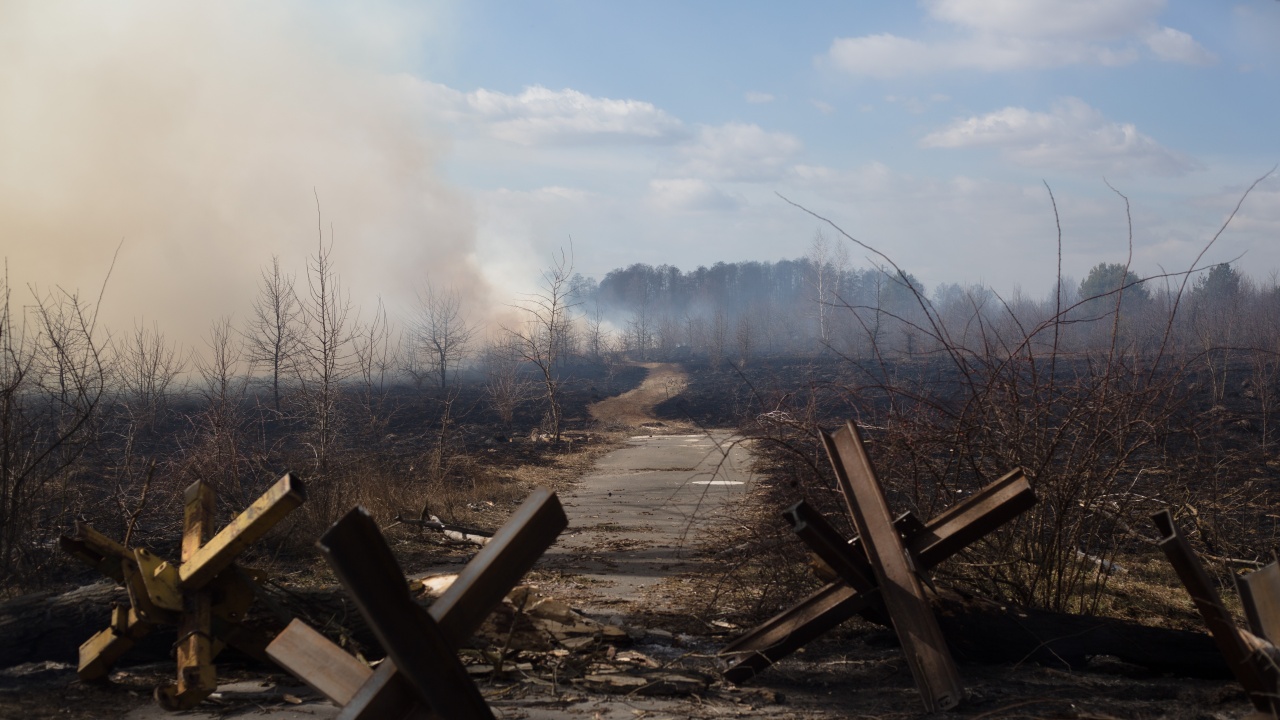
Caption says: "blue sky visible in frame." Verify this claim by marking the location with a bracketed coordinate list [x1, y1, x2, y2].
[1, 1, 1277, 343]
[414, 0, 1279, 297]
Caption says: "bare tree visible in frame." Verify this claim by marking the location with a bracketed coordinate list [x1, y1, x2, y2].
[0, 271, 108, 582]
[244, 255, 301, 415]
[295, 212, 356, 471]
[709, 307, 728, 371]
[188, 316, 250, 500]
[626, 300, 653, 359]
[806, 228, 849, 349]
[583, 301, 609, 362]
[410, 283, 475, 392]
[482, 335, 533, 429]
[353, 297, 394, 435]
[115, 320, 185, 430]
[735, 314, 753, 367]
[507, 249, 577, 441]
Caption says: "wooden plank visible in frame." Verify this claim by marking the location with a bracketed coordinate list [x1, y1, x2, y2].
[267, 620, 373, 706]
[1237, 562, 1280, 644]
[825, 422, 963, 712]
[320, 507, 494, 720]
[1152, 510, 1275, 713]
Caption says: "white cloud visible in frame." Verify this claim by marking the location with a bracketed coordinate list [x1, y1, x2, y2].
[647, 178, 739, 213]
[811, 99, 836, 115]
[886, 94, 951, 114]
[1144, 26, 1217, 65]
[926, 0, 1164, 39]
[824, 0, 1213, 76]
[920, 97, 1198, 176]
[677, 123, 803, 182]
[418, 82, 684, 145]
[825, 33, 1135, 77]
[745, 91, 775, 104]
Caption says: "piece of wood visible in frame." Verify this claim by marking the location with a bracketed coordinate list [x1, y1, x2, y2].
[267, 620, 372, 706]
[825, 422, 963, 712]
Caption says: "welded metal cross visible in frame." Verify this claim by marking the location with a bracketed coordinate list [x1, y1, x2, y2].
[719, 421, 1035, 712]
[61, 473, 305, 710]
[266, 487, 567, 720]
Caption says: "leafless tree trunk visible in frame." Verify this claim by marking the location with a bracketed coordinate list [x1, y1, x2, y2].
[507, 249, 577, 442]
[114, 320, 184, 431]
[482, 336, 532, 428]
[295, 207, 356, 473]
[0, 270, 107, 584]
[410, 284, 474, 392]
[353, 298, 394, 436]
[709, 307, 728, 371]
[188, 316, 250, 501]
[735, 315, 753, 368]
[807, 228, 849, 350]
[244, 255, 301, 415]
[626, 300, 653, 360]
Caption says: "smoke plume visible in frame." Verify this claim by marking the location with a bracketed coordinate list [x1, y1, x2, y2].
[0, 1, 482, 351]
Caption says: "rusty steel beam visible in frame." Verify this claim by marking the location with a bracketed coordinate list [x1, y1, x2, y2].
[179, 473, 305, 588]
[826, 421, 964, 712]
[784, 501, 875, 591]
[722, 462, 1032, 685]
[1153, 510, 1275, 714]
[270, 489, 566, 720]
[320, 506, 495, 720]
[721, 581, 875, 684]
[914, 468, 1033, 568]
[267, 620, 374, 707]
[1237, 562, 1280, 645]
[430, 488, 567, 647]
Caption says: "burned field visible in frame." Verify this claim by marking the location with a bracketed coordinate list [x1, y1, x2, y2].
[3, 352, 1280, 718]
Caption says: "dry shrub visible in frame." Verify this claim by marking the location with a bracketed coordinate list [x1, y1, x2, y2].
[725, 183, 1280, 616]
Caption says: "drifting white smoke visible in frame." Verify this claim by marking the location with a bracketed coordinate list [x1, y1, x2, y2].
[0, 1, 483, 351]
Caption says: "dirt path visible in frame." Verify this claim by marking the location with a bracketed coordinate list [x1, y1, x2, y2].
[588, 362, 691, 431]
[546, 362, 751, 606]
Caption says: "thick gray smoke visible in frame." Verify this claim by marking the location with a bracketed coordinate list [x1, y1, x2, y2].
[0, 1, 482, 350]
